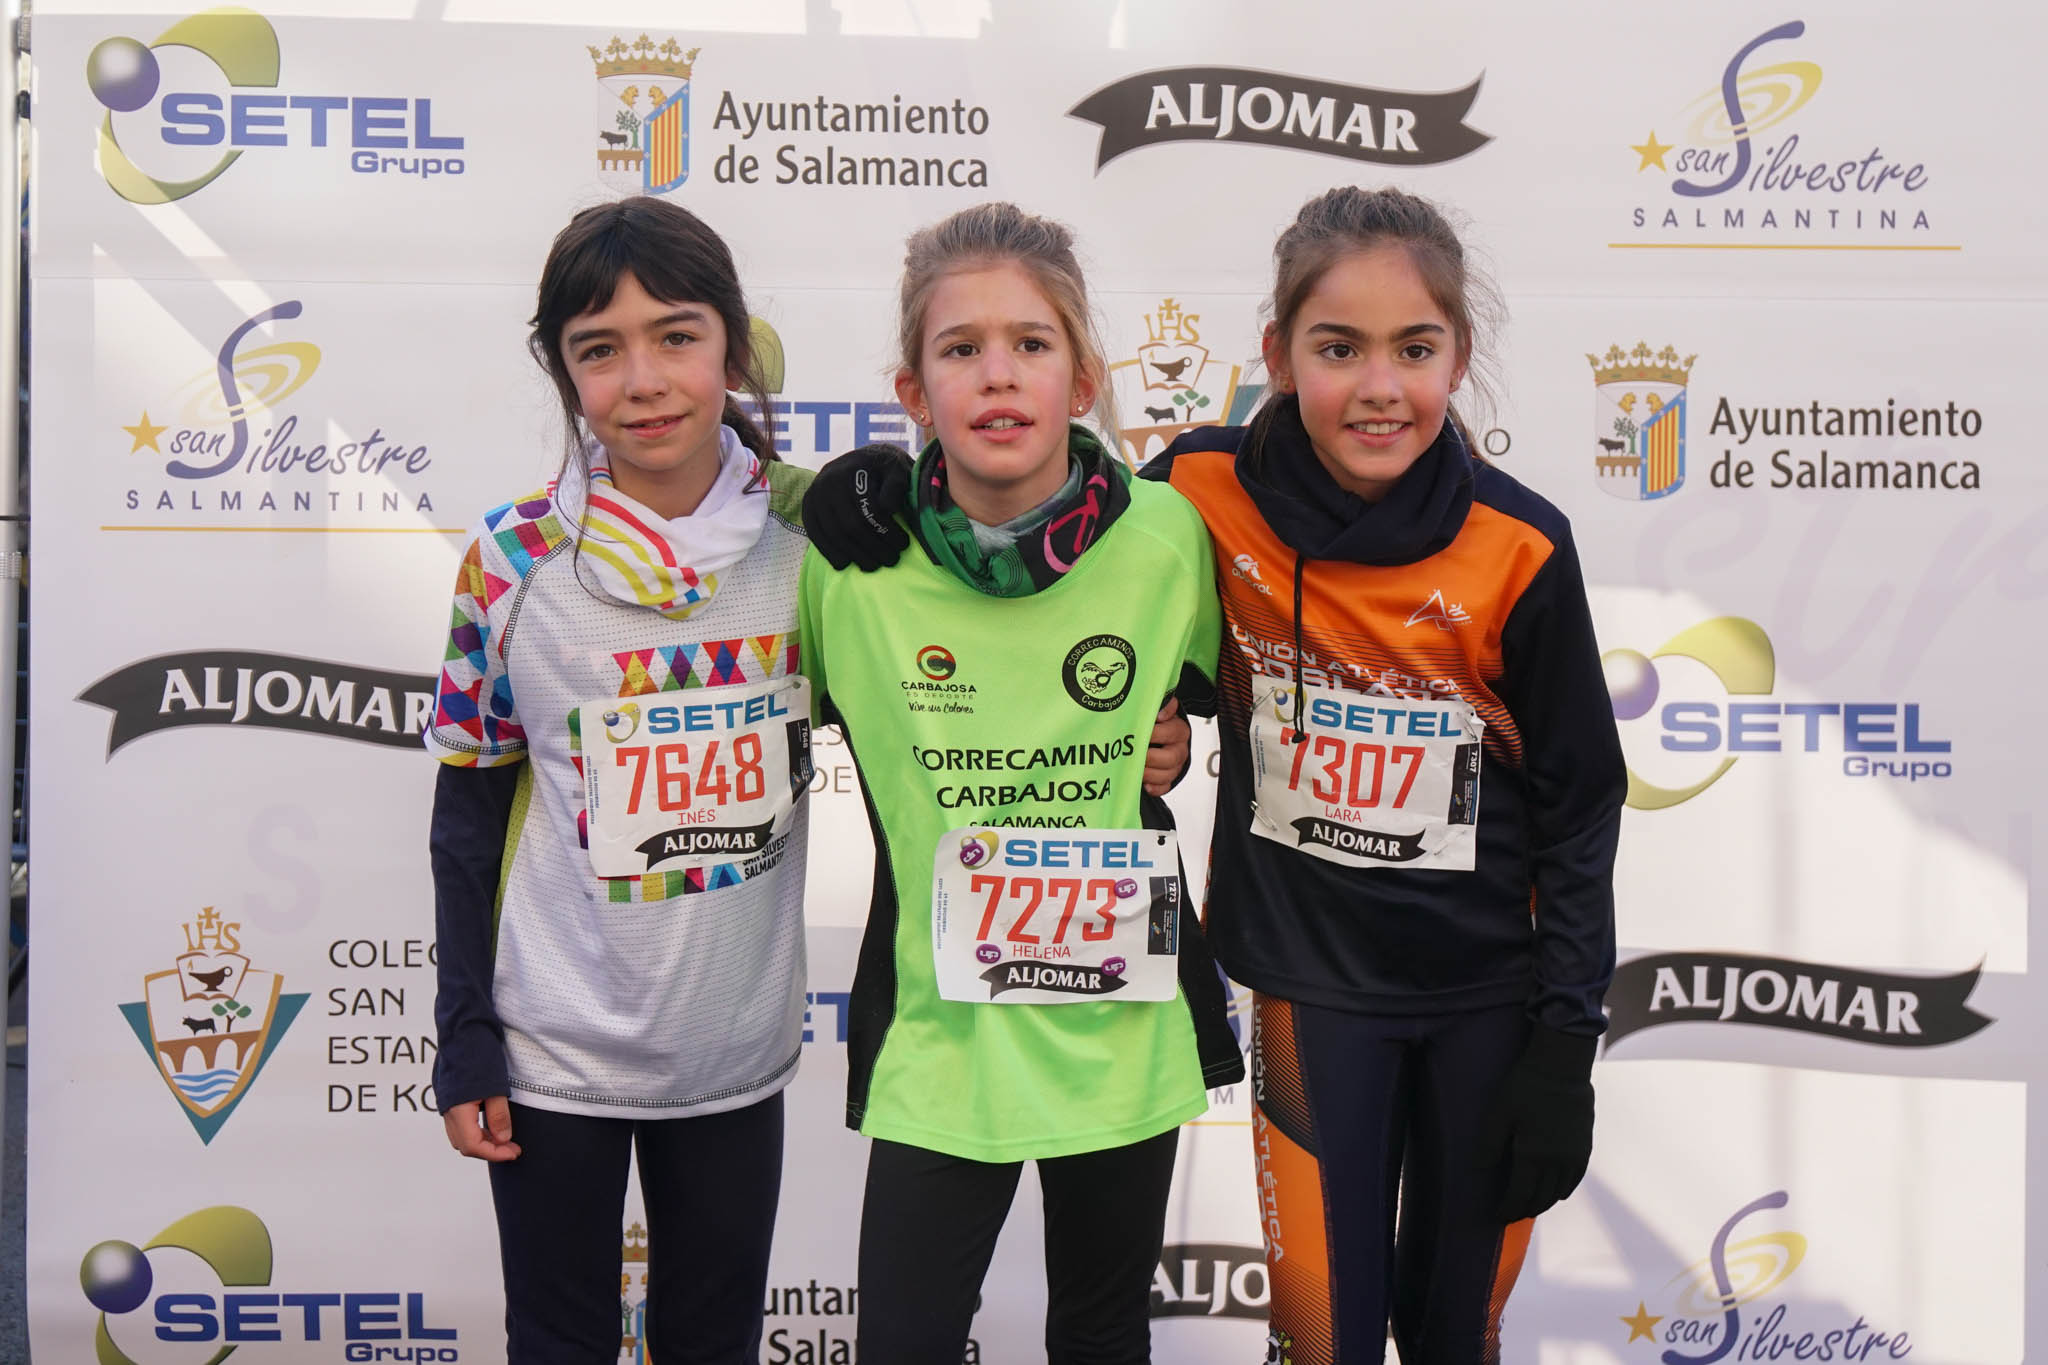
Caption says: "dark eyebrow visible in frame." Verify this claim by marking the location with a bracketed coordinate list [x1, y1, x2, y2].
[1304, 321, 1447, 342]
[930, 319, 1059, 347]
[564, 307, 712, 350]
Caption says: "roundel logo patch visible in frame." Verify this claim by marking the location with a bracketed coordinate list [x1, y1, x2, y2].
[1062, 634, 1136, 712]
[918, 645, 957, 680]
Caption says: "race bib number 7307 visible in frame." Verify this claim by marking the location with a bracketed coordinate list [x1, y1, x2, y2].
[1248, 684, 1481, 870]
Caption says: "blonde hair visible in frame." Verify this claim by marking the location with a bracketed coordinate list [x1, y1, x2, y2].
[895, 202, 1119, 442]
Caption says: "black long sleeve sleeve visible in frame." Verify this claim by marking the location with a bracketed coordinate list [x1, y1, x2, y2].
[1493, 529, 1625, 1037]
[428, 761, 521, 1110]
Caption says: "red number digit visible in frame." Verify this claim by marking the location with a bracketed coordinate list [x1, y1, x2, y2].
[695, 738, 731, 805]
[734, 733, 766, 801]
[1389, 745, 1425, 809]
[654, 743, 691, 811]
[1285, 728, 1311, 790]
[971, 874, 1006, 940]
[1348, 742, 1385, 808]
[1047, 878, 1083, 944]
[614, 746, 649, 815]
[1007, 878, 1045, 944]
[1310, 735, 1346, 802]
[1080, 879, 1119, 942]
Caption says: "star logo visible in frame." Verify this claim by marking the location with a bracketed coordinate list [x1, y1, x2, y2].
[1621, 1300, 1664, 1343]
[122, 411, 167, 453]
[1631, 130, 1672, 172]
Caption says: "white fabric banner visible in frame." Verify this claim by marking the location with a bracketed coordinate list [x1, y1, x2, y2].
[25, 3, 2046, 1362]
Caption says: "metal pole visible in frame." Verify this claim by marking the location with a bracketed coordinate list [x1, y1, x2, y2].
[0, 0, 26, 1163]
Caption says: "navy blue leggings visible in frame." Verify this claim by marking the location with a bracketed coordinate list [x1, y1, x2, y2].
[487, 1093, 783, 1364]
[1252, 997, 1532, 1365]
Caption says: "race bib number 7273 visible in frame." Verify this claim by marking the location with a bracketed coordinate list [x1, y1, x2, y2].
[1248, 684, 1482, 870]
[932, 828, 1182, 1004]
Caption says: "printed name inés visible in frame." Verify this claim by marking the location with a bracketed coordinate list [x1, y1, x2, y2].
[1069, 66, 1489, 171]
[80, 650, 436, 756]
[1605, 950, 1992, 1049]
[710, 90, 991, 187]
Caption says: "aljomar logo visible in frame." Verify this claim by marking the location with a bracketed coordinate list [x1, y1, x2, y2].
[1069, 66, 1488, 171]
[120, 908, 308, 1143]
[79, 651, 436, 756]
[1605, 950, 1990, 1050]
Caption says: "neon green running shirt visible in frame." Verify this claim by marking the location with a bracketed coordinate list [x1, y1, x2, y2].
[799, 476, 1224, 1161]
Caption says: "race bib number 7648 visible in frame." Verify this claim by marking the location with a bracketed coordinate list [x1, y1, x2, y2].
[579, 676, 812, 879]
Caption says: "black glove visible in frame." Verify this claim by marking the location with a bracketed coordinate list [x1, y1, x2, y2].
[802, 443, 913, 572]
[1476, 1022, 1596, 1222]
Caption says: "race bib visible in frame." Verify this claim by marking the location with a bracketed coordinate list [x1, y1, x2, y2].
[578, 676, 812, 878]
[1248, 683, 1482, 870]
[931, 828, 1182, 1004]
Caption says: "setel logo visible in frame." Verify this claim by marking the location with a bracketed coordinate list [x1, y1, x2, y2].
[1621, 20, 1939, 247]
[1620, 1191, 1911, 1360]
[732, 317, 916, 461]
[119, 908, 308, 1145]
[87, 8, 467, 205]
[1602, 617, 1950, 810]
[81, 1206, 460, 1362]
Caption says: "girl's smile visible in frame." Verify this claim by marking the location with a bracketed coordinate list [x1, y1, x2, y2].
[1265, 244, 1466, 503]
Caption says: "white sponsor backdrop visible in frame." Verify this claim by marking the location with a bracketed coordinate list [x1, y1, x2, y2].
[24, 2, 2046, 1362]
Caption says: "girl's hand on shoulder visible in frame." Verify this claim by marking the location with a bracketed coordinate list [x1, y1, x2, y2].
[804, 444, 914, 571]
[1145, 697, 1192, 796]
[442, 1096, 522, 1162]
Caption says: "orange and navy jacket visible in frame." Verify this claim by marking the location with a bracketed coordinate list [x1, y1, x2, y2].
[1144, 405, 1622, 1036]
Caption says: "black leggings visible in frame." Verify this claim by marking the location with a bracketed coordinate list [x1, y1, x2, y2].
[856, 1129, 1180, 1365]
[1254, 997, 1532, 1365]
[487, 1093, 783, 1364]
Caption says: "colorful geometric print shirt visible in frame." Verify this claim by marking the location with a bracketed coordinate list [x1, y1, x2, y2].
[424, 459, 814, 1118]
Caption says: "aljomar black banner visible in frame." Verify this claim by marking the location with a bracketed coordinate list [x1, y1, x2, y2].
[1605, 950, 1992, 1049]
[1068, 66, 1490, 171]
[79, 650, 438, 756]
